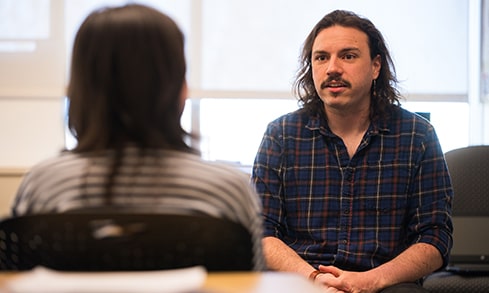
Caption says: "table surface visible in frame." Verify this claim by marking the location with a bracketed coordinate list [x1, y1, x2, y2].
[0, 270, 325, 293]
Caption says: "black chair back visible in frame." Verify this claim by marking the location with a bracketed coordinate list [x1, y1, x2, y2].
[444, 145, 489, 216]
[0, 213, 254, 272]
[424, 145, 489, 292]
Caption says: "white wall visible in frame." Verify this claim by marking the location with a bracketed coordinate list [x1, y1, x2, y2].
[0, 96, 65, 217]
[0, 0, 66, 214]
[0, 97, 65, 168]
[0, 0, 66, 167]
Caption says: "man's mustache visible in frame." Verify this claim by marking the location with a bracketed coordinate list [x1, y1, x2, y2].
[320, 75, 351, 89]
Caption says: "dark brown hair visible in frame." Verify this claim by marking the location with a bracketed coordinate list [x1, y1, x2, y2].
[294, 10, 401, 120]
[67, 4, 195, 204]
[67, 4, 192, 153]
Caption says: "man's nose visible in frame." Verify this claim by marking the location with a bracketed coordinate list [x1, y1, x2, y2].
[326, 57, 342, 75]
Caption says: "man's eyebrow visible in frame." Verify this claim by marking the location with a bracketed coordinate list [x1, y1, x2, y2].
[312, 49, 327, 54]
[339, 47, 361, 54]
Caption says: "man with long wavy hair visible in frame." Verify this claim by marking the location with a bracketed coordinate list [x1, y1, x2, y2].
[252, 10, 452, 292]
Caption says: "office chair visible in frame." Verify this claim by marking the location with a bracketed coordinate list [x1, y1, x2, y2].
[0, 213, 254, 272]
[423, 145, 489, 292]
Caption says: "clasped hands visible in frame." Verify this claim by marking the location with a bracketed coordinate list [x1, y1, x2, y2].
[313, 265, 379, 293]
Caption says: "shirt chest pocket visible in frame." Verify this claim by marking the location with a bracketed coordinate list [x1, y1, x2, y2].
[361, 158, 413, 196]
[356, 159, 412, 223]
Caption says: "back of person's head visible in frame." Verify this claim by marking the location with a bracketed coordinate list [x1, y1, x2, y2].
[68, 4, 191, 152]
[295, 10, 401, 121]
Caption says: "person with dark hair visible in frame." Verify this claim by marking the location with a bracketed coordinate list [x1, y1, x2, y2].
[12, 4, 264, 270]
[252, 10, 452, 292]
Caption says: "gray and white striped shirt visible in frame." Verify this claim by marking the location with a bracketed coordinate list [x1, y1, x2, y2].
[12, 147, 264, 270]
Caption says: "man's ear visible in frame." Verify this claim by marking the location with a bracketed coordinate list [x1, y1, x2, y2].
[372, 54, 381, 79]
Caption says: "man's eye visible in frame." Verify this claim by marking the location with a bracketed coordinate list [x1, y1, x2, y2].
[314, 55, 326, 61]
[343, 54, 356, 60]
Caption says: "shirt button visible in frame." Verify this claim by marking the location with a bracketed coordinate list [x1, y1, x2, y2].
[343, 209, 350, 214]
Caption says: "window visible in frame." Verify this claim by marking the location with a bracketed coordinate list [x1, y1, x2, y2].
[403, 102, 469, 153]
[198, 98, 298, 166]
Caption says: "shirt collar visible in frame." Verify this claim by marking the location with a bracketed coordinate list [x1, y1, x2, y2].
[305, 112, 391, 137]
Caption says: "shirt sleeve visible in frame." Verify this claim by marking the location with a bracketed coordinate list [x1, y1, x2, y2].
[251, 120, 286, 238]
[408, 125, 453, 268]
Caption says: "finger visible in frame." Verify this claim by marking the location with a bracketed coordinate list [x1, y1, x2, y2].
[318, 265, 342, 277]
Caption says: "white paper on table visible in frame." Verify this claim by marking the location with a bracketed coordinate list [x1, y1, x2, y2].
[6, 266, 207, 293]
